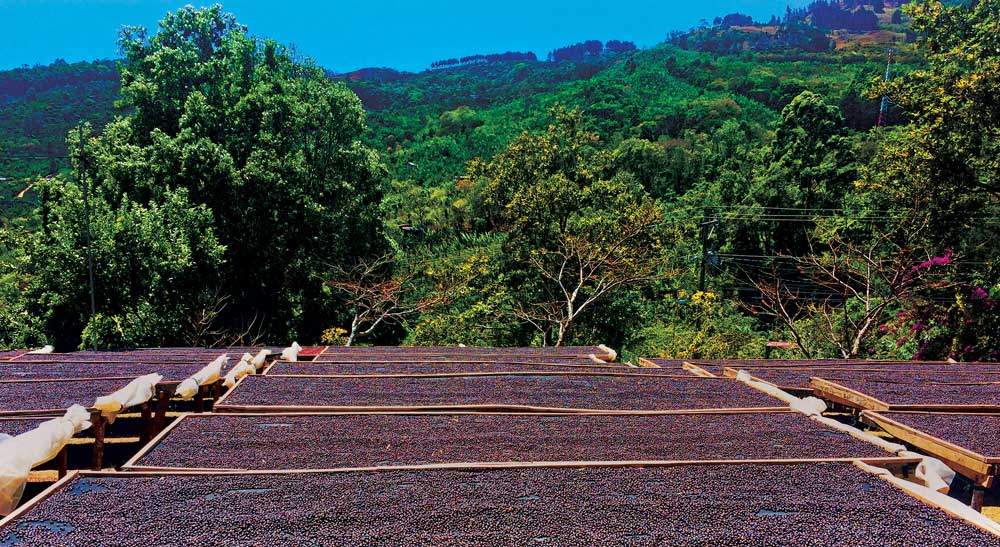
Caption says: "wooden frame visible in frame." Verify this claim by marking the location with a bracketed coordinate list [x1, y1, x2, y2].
[721, 366, 816, 397]
[812, 377, 1000, 412]
[120, 410, 918, 473]
[303, 358, 628, 367]
[853, 460, 1000, 535]
[215, 373, 788, 414]
[122, 409, 808, 471]
[121, 412, 190, 469]
[636, 357, 659, 368]
[682, 362, 717, 377]
[214, 403, 792, 415]
[103, 456, 922, 476]
[28, 460, 1000, 542]
[811, 378, 891, 411]
[266, 360, 633, 373]
[0, 470, 79, 528]
[260, 370, 689, 379]
[121, 457, 918, 474]
[0, 376, 138, 383]
[308, 353, 618, 359]
[0, 418, 71, 477]
[0, 377, 121, 417]
[862, 411, 999, 488]
[1, 459, 935, 534]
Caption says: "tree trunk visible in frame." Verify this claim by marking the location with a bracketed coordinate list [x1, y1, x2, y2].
[346, 312, 360, 346]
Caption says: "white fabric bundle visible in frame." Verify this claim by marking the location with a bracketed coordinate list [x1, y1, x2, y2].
[0, 405, 91, 515]
[597, 344, 617, 361]
[27, 345, 54, 354]
[905, 451, 958, 493]
[176, 355, 227, 400]
[223, 353, 256, 388]
[93, 373, 163, 422]
[789, 396, 828, 417]
[280, 342, 302, 362]
[249, 349, 271, 371]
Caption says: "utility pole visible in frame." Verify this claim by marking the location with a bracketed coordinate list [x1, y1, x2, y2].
[78, 125, 97, 351]
[877, 48, 896, 128]
[698, 211, 720, 294]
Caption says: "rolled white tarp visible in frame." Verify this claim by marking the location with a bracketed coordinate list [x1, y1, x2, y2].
[223, 353, 256, 388]
[249, 349, 271, 371]
[26, 345, 54, 354]
[856, 461, 998, 534]
[587, 354, 608, 364]
[280, 342, 302, 362]
[0, 405, 92, 515]
[93, 373, 163, 423]
[175, 355, 227, 400]
[733, 368, 958, 493]
[597, 344, 617, 361]
[734, 370, 800, 405]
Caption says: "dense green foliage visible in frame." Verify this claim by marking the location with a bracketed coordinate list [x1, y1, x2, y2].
[4, 6, 386, 349]
[0, 1, 996, 359]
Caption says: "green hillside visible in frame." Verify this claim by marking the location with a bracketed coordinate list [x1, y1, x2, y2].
[0, 1, 996, 360]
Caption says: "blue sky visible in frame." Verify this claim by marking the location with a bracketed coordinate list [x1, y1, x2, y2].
[0, 0, 809, 72]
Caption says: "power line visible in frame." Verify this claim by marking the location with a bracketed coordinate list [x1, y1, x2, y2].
[0, 155, 70, 160]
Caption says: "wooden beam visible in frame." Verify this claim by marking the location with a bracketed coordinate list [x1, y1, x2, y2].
[90, 411, 105, 471]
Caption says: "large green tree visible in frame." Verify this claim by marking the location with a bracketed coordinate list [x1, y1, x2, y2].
[471, 107, 668, 346]
[29, 5, 387, 347]
[747, 90, 856, 255]
[29, 172, 224, 349]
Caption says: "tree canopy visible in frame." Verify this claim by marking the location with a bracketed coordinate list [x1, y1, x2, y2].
[21, 5, 387, 348]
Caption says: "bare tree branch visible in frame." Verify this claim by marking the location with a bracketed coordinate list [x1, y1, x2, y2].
[327, 253, 477, 345]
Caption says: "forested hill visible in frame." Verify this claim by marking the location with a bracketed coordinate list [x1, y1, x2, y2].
[0, 1, 905, 216]
[1, 2, 995, 361]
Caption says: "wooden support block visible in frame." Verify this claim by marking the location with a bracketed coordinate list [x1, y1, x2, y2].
[56, 446, 67, 478]
[91, 412, 105, 471]
[153, 389, 169, 434]
[194, 385, 205, 414]
[972, 486, 986, 512]
[140, 402, 152, 444]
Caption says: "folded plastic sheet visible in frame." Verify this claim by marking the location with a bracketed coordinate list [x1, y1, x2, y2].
[733, 368, 955, 493]
[26, 345, 54, 354]
[856, 461, 1000, 534]
[0, 405, 91, 515]
[906, 451, 958, 493]
[93, 373, 163, 422]
[790, 396, 828, 416]
[280, 342, 302, 362]
[176, 355, 227, 400]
